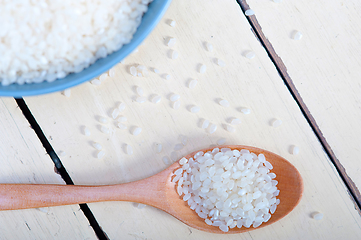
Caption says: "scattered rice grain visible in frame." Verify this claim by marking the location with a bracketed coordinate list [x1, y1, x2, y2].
[169, 20, 176, 27]
[131, 127, 142, 136]
[217, 138, 226, 145]
[136, 86, 144, 96]
[99, 117, 108, 124]
[126, 144, 133, 155]
[62, 89, 71, 97]
[170, 93, 180, 102]
[240, 108, 251, 114]
[188, 79, 198, 89]
[83, 127, 91, 136]
[90, 79, 101, 85]
[216, 59, 226, 67]
[117, 123, 127, 129]
[97, 150, 105, 159]
[199, 64, 207, 74]
[206, 42, 213, 52]
[92, 142, 102, 150]
[167, 38, 176, 47]
[136, 96, 146, 103]
[226, 125, 236, 133]
[245, 52, 256, 59]
[165, 74, 172, 80]
[163, 156, 171, 165]
[151, 95, 162, 104]
[111, 108, 120, 119]
[172, 100, 181, 109]
[219, 99, 230, 107]
[245, 9, 255, 16]
[293, 31, 303, 40]
[312, 212, 323, 220]
[118, 102, 126, 112]
[99, 73, 108, 81]
[291, 146, 299, 155]
[271, 119, 282, 127]
[208, 124, 217, 134]
[155, 143, 163, 153]
[201, 119, 210, 129]
[100, 126, 110, 134]
[109, 68, 116, 78]
[190, 106, 200, 113]
[230, 118, 241, 125]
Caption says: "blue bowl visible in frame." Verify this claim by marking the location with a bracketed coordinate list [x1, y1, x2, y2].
[0, 0, 172, 98]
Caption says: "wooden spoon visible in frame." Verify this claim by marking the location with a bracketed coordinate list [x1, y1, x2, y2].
[0, 145, 303, 234]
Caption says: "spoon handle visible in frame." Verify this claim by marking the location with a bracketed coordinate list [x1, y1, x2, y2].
[0, 173, 167, 211]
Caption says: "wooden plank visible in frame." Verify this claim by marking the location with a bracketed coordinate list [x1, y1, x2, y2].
[24, 0, 361, 239]
[240, 0, 361, 206]
[0, 98, 97, 239]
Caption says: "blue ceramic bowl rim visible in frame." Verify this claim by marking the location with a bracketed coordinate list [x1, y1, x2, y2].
[0, 0, 172, 98]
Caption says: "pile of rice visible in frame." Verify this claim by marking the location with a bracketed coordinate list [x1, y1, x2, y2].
[173, 147, 280, 232]
[0, 0, 152, 86]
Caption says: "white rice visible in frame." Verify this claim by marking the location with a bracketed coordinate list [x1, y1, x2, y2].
[188, 79, 198, 89]
[62, 89, 71, 97]
[271, 119, 282, 127]
[83, 127, 91, 136]
[118, 102, 126, 112]
[230, 118, 241, 125]
[217, 138, 226, 145]
[169, 20, 176, 27]
[171, 50, 179, 60]
[100, 125, 110, 134]
[112, 108, 120, 119]
[99, 73, 108, 81]
[166, 38, 177, 47]
[151, 95, 162, 104]
[291, 146, 299, 155]
[245, 9, 255, 16]
[118, 116, 127, 122]
[170, 151, 179, 162]
[92, 142, 102, 150]
[108, 68, 116, 78]
[245, 52, 256, 59]
[201, 119, 210, 129]
[117, 122, 127, 129]
[97, 150, 105, 159]
[162, 156, 171, 164]
[208, 123, 217, 134]
[131, 127, 142, 136]
[125, 144, 133, 155]
[199, 64, 207, 74]
[179, 135, 188, 146]
[136, 86, 144, 96]
[172, 100, 181, 110]
[174, 148, 279, 232]
[154, 143, 163, 153]
[90, 79, 102, 85]
[165, 74, 172, 80]
[312, 212, 323, 220]
[190, 106, 200, 113]
[216, 59, 226, 67]
[170, 93, 181, 102]
[153, 68, 160, 73]
[58, 151, 66, 156]
[0, 0, 152, 85]
[219, 99, 230, 107]
[174, 143, 184, 151]
[205, 42, 214, 52]
[99, 117, 108, 124]
[226, 125, 236, 133]
[292, 31, 303, 40]
[240, 108, 251, 114]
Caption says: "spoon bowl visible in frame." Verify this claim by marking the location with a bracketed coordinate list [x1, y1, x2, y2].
[0, 145, 303, 234]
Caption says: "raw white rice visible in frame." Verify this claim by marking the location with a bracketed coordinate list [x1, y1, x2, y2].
[92, 142, 102, 150]
[201, 119, 210, 129]
[226, 125, 236, 133]
[271, 119, 282, 127]
[151, 95, 162, 104]
[292, 31, 303, 40]
[199, 64, 207, 74]
[219, 99, 230, 107]
[291, 146, 299, 155]
[83, 127, 91, 136]
[109, 68, 116, 78]
[112, 108, 120, 119]
[179, 135, 188, 146]
[118, 116, 127, 122]
[0, 0, 152, 85]
[130, 66, 137, 76]
[174, 143, 184, 151]
[230, 118, 241, 125]
[162, 156, 171, 164]
[169, 20, 176, 27]
[240, 108, 251, 114]
[312, 212, 323, 220]
[206, 42, 214, 52]
[188, 79, 198, 89]
[167, 38, 177, 47]
[117, 122, 127, 129]
[125, 144, 133, 155]
[135, 203, 146, 209]
[100, 125, 110, 134]
[165, 74, 172, 80]
[99, 117, 108, 124]
[172, 100, 181, 110]
[58, 151, 66, 157]
[97, 150, 105, 159]
[136, 86, 144, 96]
[208, 123, 217, 134]
[153, 68, 160, 73]
[62, 89, 71, 97]
[170, 93, 181, 102]
[118, 102, 126, 112]
[90, 79, 102, 85]
[245, 9, 255, 16]
[245, 52, 256, 59]
[217, 138, 226, 145]
[154, 143, 163, 153]
[136, 96, 147, 103]
[170, 151, 179, 162]
[99, 73, 108, 82]
[171, 50, 179, 60]
[190, 106, 200, 113]
[131, 127, 142, 136]
[174, 148, 279, 232]
[216, 59, 226, 67]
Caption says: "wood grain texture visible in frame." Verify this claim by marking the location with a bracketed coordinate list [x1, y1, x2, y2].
[0, 98, 97, 240]
[237, 0, 361, 212]
[0, 145, 303, 234]
[23, 0, 361, 239]
[242, 0, 361, 210]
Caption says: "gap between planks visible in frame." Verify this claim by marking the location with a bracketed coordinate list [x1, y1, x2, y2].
[15, 98, 110, 240]
[236, 0, 361, 214]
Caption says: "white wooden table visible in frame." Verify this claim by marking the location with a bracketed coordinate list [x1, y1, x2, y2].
[1, 0, 361, 239]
